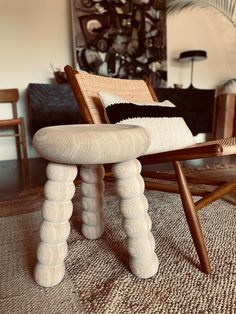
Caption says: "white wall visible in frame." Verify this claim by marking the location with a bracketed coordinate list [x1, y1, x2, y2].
[0, 0, 73, 160]
[167, 8, 236, 89]
[0, 2, 236, 161]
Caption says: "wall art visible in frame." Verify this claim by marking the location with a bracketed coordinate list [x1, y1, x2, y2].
[71, 0, 167, 87]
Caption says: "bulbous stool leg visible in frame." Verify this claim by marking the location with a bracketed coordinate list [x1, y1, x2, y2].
[34, 162, 78, 287]
[80, 164, 105, 239]
[112, 159, 159, 279]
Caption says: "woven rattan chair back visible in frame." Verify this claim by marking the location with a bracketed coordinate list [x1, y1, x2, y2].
[65, 66, 157, 124]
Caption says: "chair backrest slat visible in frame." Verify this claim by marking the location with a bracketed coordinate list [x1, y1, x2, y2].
[0, 88, 19, 119]
[0, 89, 19, 103]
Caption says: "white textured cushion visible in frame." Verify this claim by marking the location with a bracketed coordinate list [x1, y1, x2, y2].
[98, 91, 195, 155]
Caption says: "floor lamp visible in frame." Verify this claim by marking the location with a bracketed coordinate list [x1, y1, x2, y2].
[179, 50, 207, 88]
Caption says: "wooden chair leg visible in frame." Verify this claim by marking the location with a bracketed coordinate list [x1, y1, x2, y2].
[173, 161, 211, 274]
[14, 124, 22, 160]
[20, 118, 28, 169]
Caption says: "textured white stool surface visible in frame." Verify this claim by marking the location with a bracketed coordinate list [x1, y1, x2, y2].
[33, 124, 150, 164]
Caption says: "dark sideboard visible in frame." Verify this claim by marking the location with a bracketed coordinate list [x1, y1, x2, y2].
[27, 84, 215, 138]
[27, 83, 81, 137]
[155, 88, 215, 136]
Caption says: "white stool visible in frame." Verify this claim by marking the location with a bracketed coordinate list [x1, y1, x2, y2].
[33, 124, 159, 287]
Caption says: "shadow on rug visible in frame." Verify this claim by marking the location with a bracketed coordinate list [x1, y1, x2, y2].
[0, 170, 235, 313]
[183, 163, 236, 205]
[142, 163, 236, 205]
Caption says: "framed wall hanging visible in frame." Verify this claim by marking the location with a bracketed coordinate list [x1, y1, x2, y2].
[71, 0, 167, 87]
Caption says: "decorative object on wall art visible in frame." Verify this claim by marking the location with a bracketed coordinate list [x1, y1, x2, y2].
[179, 50, 207, 89]
[167, 0, 236, 27]
[71, 0, 167, 87]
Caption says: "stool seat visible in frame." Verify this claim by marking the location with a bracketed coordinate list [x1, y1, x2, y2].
[33, 124, 150, 164]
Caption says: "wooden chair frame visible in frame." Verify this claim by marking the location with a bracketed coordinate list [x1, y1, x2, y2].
[0, 88, 28, 167]
[65, 64, 236, 274]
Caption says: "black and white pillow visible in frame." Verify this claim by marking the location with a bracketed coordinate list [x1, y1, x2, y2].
[98, 91, 195, 155]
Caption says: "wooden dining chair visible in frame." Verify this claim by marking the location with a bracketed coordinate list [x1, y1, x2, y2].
[0, 88, 28, 167]
[64, 64, 236, 274]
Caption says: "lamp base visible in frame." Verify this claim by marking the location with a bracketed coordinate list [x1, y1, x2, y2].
[188, 83, 195, 89]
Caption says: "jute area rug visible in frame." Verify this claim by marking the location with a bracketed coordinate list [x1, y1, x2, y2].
[0, 165, 235, 313]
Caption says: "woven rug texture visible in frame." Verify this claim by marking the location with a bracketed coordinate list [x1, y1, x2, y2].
[0, 166, 236, 313]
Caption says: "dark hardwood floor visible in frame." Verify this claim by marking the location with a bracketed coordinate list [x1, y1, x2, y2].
[0, 156, 235, 202]
[0, 158, 48, 201]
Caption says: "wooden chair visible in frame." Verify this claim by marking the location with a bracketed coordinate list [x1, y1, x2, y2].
[64, 64, 236, 274]
[0, 88, 28, 167]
